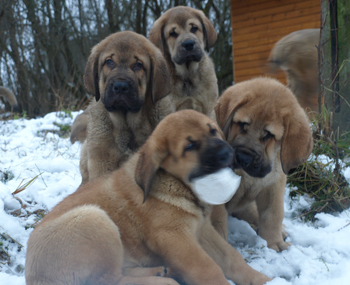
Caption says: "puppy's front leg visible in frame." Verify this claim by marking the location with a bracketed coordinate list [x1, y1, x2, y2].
[211, 205, 229, 240]
[199, 222, 272, 285]
[176, 97, 197, 111]
[256, 182, 291, 252]
[149, 231, 230, 285]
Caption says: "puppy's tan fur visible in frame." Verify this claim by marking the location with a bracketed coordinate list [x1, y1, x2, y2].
[79, 31, 174, 184]
[149, 6, 218, 119]
[0, 86, 18, 110]
[216, 78, 313, 251]
[25, 110, 271, 285]
[267, 29, 321, 115]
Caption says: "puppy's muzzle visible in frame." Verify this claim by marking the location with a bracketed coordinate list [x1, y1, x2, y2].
[173, 38, 204, 65]
[113, 81, 129, 95]
[236, 151, 253, 168]
[182, 39, 195, 51]
[232, 148, 272, 178]
[189, 139, 234, 181]
[203, 139, 234, 168]
[216, 146, 233, 166]
[103, 79, 142, 113]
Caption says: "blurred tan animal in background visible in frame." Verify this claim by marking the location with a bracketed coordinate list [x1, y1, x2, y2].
[267, 29, 321, 116]
[216, 77, 313, 252]
[0, 86, 18, 112]
[149, 6, 218, 119]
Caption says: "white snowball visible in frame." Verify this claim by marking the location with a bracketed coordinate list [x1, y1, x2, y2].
[190, 168, 241, 205]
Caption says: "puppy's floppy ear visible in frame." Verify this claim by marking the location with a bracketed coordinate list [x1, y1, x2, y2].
[215, 89, 248, 139]
[280, 111, 313, 174]
[215, 97, 232, 131]
[149, 19, 166, 55]
[135, 136, 168, 203]
[196, 10, 217, 52]
[149, 50, 171, 104]
[83, 46, 101, 101]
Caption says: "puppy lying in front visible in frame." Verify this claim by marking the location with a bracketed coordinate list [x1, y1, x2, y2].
[25, 110, 271, 285]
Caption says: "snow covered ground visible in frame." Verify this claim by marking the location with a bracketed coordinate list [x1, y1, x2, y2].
[0, 111, 349, 285]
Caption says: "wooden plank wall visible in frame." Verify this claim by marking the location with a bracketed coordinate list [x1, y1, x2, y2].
[231, 0, 320, 84]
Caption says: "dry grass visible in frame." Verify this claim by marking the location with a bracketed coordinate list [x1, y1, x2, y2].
[287, 109, 350, 222]
[0, 176, 48, 273]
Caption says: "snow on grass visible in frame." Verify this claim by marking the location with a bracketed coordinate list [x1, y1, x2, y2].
[0, 111, 82, 280]
[0, 111, 350, 285]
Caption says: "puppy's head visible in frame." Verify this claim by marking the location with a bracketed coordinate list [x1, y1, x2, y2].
[149, 6, 217, 67]
[135, 110, 233, 202]
[215, 77, 313, 178]
[84, 31, 170, 113]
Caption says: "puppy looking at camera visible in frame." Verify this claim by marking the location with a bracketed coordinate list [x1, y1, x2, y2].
[26, 110, 271, 285]
[79, 31, 174, 184]
[149, 6, 218, 119]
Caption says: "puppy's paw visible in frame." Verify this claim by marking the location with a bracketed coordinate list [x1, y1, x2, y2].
[268, 240, 291, 252]
[282, 223, 289, 240]
[251, 272, 273, 285]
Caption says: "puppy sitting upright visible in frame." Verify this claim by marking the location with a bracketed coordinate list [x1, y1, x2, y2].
[80, 31, 174, 184]
[149, 6, 218, 119]
[26, 110, 271, 285]
[216, 77, 313, 252]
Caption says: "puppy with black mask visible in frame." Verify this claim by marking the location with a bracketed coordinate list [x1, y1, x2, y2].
[149, 6, 218, 120]
[79, 31, 174, 184]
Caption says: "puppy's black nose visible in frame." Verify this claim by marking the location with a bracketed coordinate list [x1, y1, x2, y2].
[113, 81, 129, 94]
[236, 151, 253, 168]
[182, 40, 195, 51]
[217, 147, 233, 166]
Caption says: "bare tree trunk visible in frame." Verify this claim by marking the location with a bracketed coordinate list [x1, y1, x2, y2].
[136, 0, 142, 34]
[142, 0, 149, 36]
[8, 4, 31, 115]
[106, 0, 119, 33]
[336, 0, 350, 134]
[321, 0, 350, 135]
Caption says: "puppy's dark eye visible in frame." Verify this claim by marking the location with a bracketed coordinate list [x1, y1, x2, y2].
[105, 59, 114, 68]
[263, 131, 274, 142]
[237, 122, 247, 132]
[190, 26, 198, 33]
[210, 128, 217, 136]
[170, 30, 178, 38]
[133, 62, 143, 71]
[184, 141, 198, 151]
